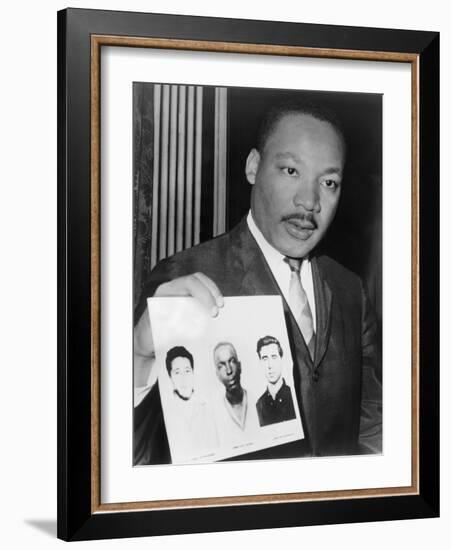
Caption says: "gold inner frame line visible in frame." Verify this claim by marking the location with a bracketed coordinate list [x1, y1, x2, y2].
[90, 34, 420, 514]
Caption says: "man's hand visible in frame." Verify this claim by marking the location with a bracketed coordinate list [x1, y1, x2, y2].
[154, 272, 224, 316]
[134, 273, 224, 392]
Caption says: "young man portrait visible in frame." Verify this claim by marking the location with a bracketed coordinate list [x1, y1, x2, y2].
[255, 335, 296, 427]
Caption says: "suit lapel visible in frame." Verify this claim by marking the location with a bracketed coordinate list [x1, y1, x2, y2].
[228, 219, 333, 369]
[311, 257, 333, 368]
[229, 221, 311, 362]
[230, 219, 280, 296]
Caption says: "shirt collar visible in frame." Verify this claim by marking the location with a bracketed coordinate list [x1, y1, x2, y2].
[247, 211, 286, 270]
[246, 210, 310, 271]
[223, 389, 248, 429]
[267, 377, 286, 400]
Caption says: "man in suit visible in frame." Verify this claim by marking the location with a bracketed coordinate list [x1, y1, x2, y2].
[255, 335, 297, 427]
[133, 99, 382, 464]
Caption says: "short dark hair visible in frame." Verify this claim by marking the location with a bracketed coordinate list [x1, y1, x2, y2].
[165, 346, 194, 376]
[213, 341, 238, 361]
[256, 98, 346, 155]
[256, 335, 283, 358]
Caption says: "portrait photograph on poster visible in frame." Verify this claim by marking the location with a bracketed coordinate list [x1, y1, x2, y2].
[132, 83, 383, 467]
[146, 296, 304, 464]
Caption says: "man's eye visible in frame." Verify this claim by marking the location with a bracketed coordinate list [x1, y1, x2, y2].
[282, 167, 298, 176]
[321, 179, 338, 189]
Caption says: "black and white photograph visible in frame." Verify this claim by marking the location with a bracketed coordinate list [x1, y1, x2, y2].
[145, 296, 304, 464]
[133, 82, 383, 466]
[48, 3, 442, 543]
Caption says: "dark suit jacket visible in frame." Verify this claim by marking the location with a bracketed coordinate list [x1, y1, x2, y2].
[256, 379, 297, 427]
[134, 218, 382, 464]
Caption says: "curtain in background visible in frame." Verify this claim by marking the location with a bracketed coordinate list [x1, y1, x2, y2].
[133, 83, 154, 309]
[133, 83, 228, 310]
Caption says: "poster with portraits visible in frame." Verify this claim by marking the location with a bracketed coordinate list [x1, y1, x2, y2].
[147, 296, 304, 464]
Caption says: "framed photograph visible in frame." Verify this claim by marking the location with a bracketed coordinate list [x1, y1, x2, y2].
[57, 7, 439, 541]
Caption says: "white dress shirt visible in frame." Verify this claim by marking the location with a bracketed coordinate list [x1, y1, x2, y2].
[165, 390, 219, 462]
[246, 211, 317, 330]
[213, 389, 260, 448]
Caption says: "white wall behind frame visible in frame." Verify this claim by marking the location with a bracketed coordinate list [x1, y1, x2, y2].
[0, 1, 447, 550]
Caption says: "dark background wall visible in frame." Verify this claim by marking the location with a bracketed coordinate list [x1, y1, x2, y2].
[226, 87, 382, 334]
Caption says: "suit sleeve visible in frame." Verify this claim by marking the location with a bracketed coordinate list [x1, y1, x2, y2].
[134, 257, 174, 325]
[133, 260, 175, 465]
[133, 381, 171, 465]
[358, 282, 383, 454]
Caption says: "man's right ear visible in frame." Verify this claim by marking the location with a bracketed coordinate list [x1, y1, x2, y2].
[245, 148, 261, 185]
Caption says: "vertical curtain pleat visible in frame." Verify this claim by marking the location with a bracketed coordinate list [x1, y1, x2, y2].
[148, 83, 226, 267]
[193, 87, 203, 245]
[185, 86, 195, 249]
[176, 86, 186, 253]
[218, 88, 227, 234]
[159, 85, 170, 260]
[167, 85, 178, 257]
[213, 87, 227, 236]
[214, 89, 219, 236]
[133, 83, 154, 308]
[150, 85, 161, 268]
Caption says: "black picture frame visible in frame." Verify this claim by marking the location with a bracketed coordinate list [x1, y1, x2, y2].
[57, 7, 439, 541]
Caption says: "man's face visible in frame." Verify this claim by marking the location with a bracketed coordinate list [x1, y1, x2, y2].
[169, 356, 194, 399]
[214, 344, 242, 392]
[246, 113, 345, 258]
[259, 343, 283, 384]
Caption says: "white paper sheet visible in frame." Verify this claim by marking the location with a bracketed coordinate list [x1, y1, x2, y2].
[148, 296, 304, 463]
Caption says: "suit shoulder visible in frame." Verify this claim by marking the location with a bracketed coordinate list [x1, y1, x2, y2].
[256, 392, 266, 406]
[173, 230, 232, 261]
[281, 380, 293, 393]
[316, 255, 362, 287]
[151, 230, 234, 277]
[315, 255, 365, 304]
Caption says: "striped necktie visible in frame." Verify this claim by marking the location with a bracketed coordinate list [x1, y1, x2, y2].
[284, 257, 316, 360]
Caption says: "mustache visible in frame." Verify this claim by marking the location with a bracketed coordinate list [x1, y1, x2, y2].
[281, 213, 317, 229]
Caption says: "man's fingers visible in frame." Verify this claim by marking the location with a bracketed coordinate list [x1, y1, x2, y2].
[155, 273, 223, 316]
[193, 272, 224, 309]
[181, 275, 219, 316]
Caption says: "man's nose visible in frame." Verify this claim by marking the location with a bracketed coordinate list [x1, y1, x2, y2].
[293, 181, 319, 212]
[225, 363, 233, 375]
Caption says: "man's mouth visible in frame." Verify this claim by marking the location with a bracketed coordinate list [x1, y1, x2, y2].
[283, 216, 317, 240]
